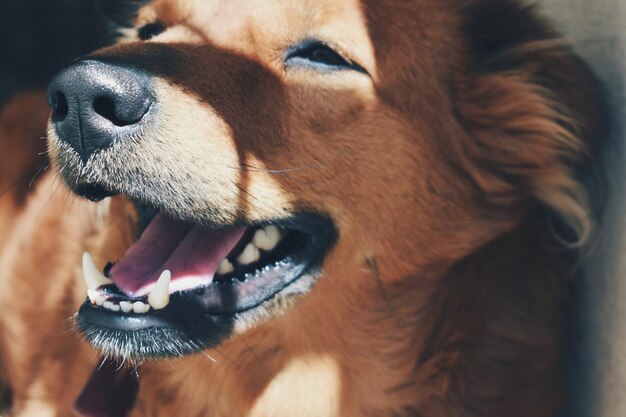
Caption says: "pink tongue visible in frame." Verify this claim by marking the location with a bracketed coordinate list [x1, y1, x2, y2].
[109, 212, 246, 297]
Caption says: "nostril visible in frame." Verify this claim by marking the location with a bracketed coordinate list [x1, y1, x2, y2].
[50, 91, 69, 122]
[93, 96, 138, 127]
[47, 60, 154, 163]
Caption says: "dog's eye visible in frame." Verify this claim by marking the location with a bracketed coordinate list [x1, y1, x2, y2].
[285, 40, 366, 73]
[138, 21, 165, 41]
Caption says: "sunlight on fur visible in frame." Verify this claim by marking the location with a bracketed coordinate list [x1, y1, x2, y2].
[249, 355, 342, 417]
[0, 1, 608, 416]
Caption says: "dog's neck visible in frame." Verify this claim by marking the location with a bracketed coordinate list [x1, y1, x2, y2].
[128, 214, 572, 417]
[401, 216, 573, 416]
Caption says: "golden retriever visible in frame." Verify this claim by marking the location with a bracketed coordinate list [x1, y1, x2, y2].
[0, 0, 607, 416]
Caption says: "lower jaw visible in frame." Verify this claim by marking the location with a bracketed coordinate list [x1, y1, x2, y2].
[75, 309, 234, 359]
[75, 270, 318, 359]
[71, 271, 317, 417]
[75, 265, 316, 361]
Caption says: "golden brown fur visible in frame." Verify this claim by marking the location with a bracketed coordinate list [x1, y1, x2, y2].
[0, 0, 606, 416]
[0, 93, 93, 417]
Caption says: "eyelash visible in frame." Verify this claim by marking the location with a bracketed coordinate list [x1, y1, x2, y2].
[285, 40, 367, 74]
[138, 21, 165, 41]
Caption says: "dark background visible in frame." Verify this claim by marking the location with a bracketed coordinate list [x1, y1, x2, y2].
[0, 0, 110, 103]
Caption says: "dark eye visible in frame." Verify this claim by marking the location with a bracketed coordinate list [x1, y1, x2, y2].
[285, 40, 366, 73]
[138, 21, 165, 41]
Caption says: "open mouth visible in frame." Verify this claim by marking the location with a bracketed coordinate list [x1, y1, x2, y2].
[76, 201, 335, 359]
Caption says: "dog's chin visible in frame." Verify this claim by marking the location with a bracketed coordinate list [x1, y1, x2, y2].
[75, 273, 322, 360]
[75, 196, 336, 361]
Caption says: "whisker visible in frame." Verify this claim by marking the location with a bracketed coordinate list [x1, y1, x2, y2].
[227, 183, 268, 215]
[238, 337, 265, 370]
[115, 356, 127, 372]
[0, 162, 49, 200]
[28, 163, 49, 190]
[225, 152, 343, 175]
[97, 354, 110, 372]
[35, 174, 65, 224]
[200, 350, 218, 363]
[211, 347, 242, 370]
[228, 182, 300, 229]
[366, 256, 404, 328]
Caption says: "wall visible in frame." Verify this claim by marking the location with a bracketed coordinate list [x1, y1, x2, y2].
[0, 0, 108, 102]
[540, 1, 626, 416]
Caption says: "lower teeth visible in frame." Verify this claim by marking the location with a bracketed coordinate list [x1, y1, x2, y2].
[88, 290, 151, 314]
[87, 258, 293, 313]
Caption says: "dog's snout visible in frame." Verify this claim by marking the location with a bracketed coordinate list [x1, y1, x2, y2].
[47, 60, 153, 162]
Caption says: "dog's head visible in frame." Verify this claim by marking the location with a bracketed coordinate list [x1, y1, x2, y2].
[46, 0, 603, 363]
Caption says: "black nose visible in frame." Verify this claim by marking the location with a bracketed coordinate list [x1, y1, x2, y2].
[47, 60, 153, 162]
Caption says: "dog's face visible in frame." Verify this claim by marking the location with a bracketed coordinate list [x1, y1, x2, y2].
[46, 0, 597, 380]
[47, 0, 504, 359]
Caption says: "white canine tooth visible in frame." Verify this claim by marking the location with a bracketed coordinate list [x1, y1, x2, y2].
[94, 294, 106, 306]
[252, 225, 282, 251]
[133, 301, 150, 314]
[82, 252, 114, 290]
[148, 270, 171, 310]
[217, 259, 234, 275]
[120, 301, 133, 313]
[87, 289, 99, 304]
[87, 289, 107, 307]
[103, 301, 120, 312]
[237, 243, 260, 265]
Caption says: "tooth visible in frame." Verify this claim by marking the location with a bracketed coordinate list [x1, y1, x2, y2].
[237, 243, 260, 265]
[87, 289, 99, 304]
[148, 270, 171, 310]
[94, 294, 106, 306]
[252, 225, 282, 251]
[87, 289, 107, 306]
[120, 301, 133, 313]
[217, 259, 234, 275]
[103, 301, 120, 312]
[133, 301, 150, 314]
[82, 252, 114, 290]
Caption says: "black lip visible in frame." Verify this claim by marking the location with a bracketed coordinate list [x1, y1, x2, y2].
[76, 213, 337, 358]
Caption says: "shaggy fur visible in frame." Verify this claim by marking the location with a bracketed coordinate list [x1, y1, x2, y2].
[0, 0, 606, 416]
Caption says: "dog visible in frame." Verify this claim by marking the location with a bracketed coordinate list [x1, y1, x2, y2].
[0, 0, 607, 416]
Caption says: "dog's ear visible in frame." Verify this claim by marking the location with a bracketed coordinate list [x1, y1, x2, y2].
[453, 0, 607, 243]
[93, 0, 149, 28]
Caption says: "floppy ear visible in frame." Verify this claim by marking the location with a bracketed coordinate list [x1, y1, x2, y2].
[93, 0, 148, 28]
[453, 0, 607, 243]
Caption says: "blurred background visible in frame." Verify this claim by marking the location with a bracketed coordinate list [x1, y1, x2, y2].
[540, 2, 626, 417]
[0, 1, 624, 416]
[0, 0, 109, 103]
